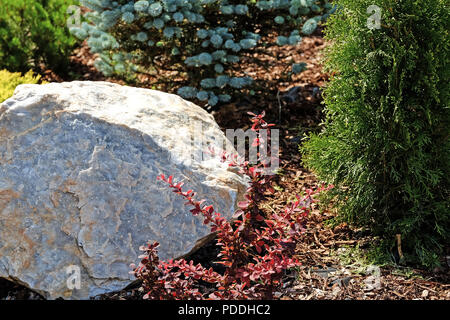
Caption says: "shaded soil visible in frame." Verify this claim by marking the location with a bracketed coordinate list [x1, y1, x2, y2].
[2, 28, 449, 300]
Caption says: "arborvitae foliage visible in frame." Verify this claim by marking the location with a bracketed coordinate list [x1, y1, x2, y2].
[301, 0, 449, 268]
[0, 0, 77, 74]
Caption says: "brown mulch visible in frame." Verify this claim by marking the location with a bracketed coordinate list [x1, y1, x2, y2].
[1, 29, 449, 301]
[257, 134, 450, 300]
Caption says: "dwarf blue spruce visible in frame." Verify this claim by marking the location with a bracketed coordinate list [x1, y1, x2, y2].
[74, 0, 336, 106]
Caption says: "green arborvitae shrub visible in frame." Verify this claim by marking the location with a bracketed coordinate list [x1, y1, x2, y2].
[0, 70, 46, 103]
[72, 0, 337, 106]
[301, 0, 449, 268]
[0, 0, 78, 74]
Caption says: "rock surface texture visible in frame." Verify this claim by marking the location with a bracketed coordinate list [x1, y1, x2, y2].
[0, 81, 246, 299]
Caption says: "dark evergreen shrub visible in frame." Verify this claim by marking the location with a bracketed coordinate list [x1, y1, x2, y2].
[302, 0, 449, 267]
[0, 0, 78, 73]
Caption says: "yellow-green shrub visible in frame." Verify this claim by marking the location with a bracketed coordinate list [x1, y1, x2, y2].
[0, 70, 46, 103]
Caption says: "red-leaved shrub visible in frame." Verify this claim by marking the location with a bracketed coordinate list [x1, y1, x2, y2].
[130, 112, 331, 299]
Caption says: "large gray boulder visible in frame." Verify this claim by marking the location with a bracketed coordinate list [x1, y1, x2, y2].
[0, 81, 246, 299]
